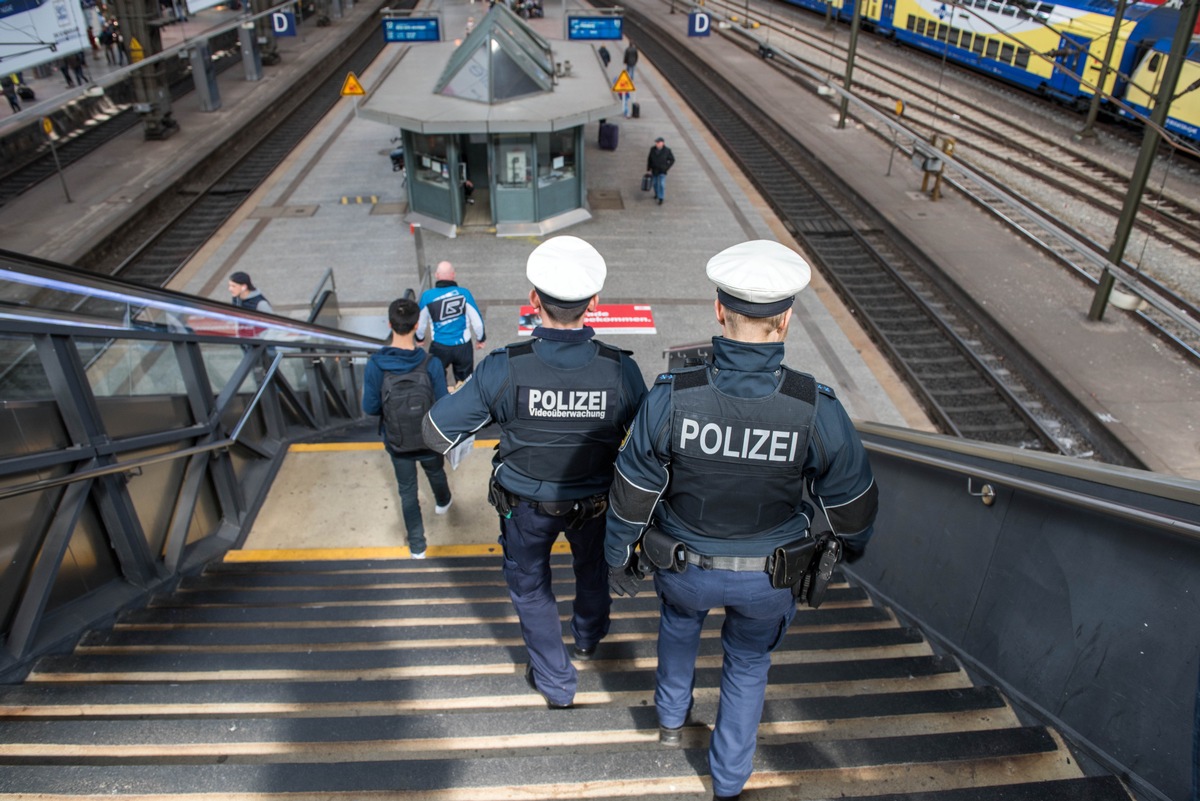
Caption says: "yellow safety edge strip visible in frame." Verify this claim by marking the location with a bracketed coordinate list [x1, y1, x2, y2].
[290, 439, 499, 453]
[225, 542, 570, 562]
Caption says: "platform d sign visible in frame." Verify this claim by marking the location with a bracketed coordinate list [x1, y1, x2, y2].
[272, 10, 297, 36]
[341, 72, 366, 96]
[688, 11, 711, 36]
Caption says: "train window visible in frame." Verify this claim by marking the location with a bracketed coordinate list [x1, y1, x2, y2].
[1015, 47, 1030, 67]
[1000, 43, 1015, 62]
[973, 36, 986, 54]
[908, 14, 918, 31]
[974, 0, 986, 7]
[1001, 4, 1016, 14]
[986, 39, 999, 58]
[948, 28, 962, 46]
[988, 2, 1000, 12]
[1147, 53, 1162, 72]
[1017, 8, 1030, 18]
[960, 33, 974, 50]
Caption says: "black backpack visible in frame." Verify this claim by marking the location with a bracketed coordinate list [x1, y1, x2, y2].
[380, 353, 434, 453]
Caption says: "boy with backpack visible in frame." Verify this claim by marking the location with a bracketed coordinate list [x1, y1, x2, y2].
[362, 298, 454, 558]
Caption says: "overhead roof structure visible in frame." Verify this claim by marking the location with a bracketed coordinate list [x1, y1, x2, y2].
[435, 4, 555, 102]
[358, 5, 622, 134]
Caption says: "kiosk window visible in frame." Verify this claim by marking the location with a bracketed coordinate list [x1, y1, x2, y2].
[496, 135, 532, 188]
[412, 135, 450, 187]
[536, 131, 576, 186]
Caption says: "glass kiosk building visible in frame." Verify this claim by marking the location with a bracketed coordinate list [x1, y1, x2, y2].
[359, 5, 622, 237]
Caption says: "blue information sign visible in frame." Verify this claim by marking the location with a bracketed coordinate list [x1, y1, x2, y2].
[567, 16, 624, 40]
[382, 18, 441, 42]
[272, 10, 297, 37]
[688, 11, 711, 36]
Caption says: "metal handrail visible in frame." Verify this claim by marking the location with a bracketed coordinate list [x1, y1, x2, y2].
[863, 439, 1200, 541]
[0, 348, 371, 502]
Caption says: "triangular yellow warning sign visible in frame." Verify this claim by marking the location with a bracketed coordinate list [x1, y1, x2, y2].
[129, 37, 145, 63]
[341, 72, 366, 96]
[612, 70, 635, 93]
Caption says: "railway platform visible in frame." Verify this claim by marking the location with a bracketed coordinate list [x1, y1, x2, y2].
[0, 0, 1196, 486]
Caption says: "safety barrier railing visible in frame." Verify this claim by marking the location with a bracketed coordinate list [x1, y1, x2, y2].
[0, 253, 381, 681]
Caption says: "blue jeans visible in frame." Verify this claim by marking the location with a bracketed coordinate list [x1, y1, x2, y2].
[500, 501, 612, 707]
[652, 172, 667, 201]
[389, 451, 451, 553]
[653, 567, 796, 798]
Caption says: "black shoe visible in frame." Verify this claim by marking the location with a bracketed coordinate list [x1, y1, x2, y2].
[659, 724, 683, 747]
[712, 795, 741, 801]
[525, 664, 573, 709]
[571, 645, 595, 661]
[657, 197, 663, 205]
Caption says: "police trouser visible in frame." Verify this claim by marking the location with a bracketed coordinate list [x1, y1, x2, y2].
[653, 567, 795, 798]
[499, 500, 612, 707]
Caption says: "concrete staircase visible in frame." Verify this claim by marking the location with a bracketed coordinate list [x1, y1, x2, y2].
[0, 553, 1131, 799]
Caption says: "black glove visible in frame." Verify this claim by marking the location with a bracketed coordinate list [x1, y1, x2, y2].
[608, 560, 643, 597]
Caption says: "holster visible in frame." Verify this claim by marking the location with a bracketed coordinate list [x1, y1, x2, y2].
[640, 526, 687, 573]
[487, 480, 515, 519]
[795, 532, 842, 608]
[768, 537, 818, 589]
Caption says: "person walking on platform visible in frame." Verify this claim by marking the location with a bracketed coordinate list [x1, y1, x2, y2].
[71, 52, 90, 85]
[58, 58, 75, 88]
[363, 298, 453, 560]
[100, 25, 116, 65]
[2, 79, 19, 114]
[604, 240, 879, 801]
[422, 236, 648, 710]
[227, 271, 273, 314]
[623, 42, 639, 81]
[646, 137, 675, 205]
[416, 261, 487, 388]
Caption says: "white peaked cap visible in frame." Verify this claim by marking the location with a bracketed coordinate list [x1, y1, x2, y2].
[706, 240, 812, 316]
[526, 236, 607, 303]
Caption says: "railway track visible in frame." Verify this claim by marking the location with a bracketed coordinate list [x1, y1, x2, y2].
[613, 5, 1142, 466]
[0, 36, 242, 209]
[697, 0, 1200, 360]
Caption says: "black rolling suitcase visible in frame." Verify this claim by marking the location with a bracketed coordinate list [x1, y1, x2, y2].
[17, 85, 34, 101]
[599, 122, 619, 150]
[631, 102, 640, 118]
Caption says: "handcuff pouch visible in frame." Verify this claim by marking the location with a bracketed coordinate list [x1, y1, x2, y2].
[640, 526, 688, 573]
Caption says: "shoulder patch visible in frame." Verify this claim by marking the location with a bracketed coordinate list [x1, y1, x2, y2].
[654, 373, 675, 385]
[817, 383, 837, 398]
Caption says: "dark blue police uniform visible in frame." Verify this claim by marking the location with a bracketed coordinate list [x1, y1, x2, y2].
[425, 326, 646, 707]
[605, 335, 877, 797]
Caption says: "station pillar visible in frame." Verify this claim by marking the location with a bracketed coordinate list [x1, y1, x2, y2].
[112, 0, 178, 139]
[240, 22, 264, 81]
[251, 0, 281, 65]
[190, 41, 221, 112]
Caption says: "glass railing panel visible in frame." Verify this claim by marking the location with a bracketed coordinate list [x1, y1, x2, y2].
[0, 332, 52, 401]
[199, 342, 260, 398]
[79, 337, 189, 399]
[1, 257, 379, 352]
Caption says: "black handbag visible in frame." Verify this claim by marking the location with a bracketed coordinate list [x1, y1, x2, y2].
[641, 173, 652, 191]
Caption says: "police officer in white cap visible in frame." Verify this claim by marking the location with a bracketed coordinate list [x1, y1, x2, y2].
[424, 235, 647, 709]
[604, 240, 877, 801]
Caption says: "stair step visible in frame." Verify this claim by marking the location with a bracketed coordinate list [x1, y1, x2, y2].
[0, 687, 1007, 758]
[0, 727, 1064, 796]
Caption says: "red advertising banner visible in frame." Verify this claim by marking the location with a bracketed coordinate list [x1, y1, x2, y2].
[518, 304, 656, 335]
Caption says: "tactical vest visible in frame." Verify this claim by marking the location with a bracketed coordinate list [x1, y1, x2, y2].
[665, 365, 817, 537]
[498, 340, 625, 487]
[234, 294, 268, 312]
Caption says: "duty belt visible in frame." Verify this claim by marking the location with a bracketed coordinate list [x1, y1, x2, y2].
[683, 551, 771, 572]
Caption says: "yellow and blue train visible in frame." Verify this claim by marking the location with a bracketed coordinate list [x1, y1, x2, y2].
[781, 0, 1200, 144]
